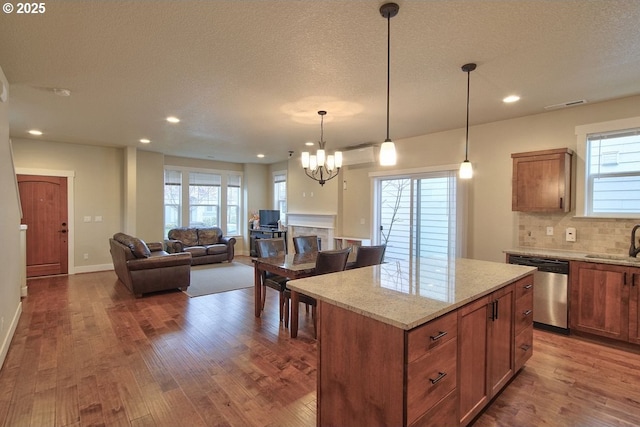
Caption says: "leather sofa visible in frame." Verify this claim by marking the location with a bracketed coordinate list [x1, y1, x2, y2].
[165, 227, 236, 265]
[109, 232, 192, 297]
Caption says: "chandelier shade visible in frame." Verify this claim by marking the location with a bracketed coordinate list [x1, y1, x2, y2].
[301, 111, 342, 186]
[459, 62, 477, 179]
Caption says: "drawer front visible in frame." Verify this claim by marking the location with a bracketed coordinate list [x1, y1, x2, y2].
[407, 311, 457, 363]
[515, 326, 533, 371]
[514, 291, 534, 334]
[407, 338, 457, 425]
[409, 389, 457, 427]
[514, 274, 534, 300]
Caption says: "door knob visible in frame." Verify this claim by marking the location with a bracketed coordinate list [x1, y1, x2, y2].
[60, 229, 67, 233]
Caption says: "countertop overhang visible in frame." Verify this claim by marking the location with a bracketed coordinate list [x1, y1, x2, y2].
[286, 257, 535, 330]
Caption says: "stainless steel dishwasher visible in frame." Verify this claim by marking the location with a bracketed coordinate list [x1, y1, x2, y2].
[508, 254, 570, 334]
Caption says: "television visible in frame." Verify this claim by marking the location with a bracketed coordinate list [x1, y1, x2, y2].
[259, 209, 280, 229]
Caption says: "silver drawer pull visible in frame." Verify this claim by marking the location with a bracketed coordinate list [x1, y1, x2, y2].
[523, 309, 533, 316]
[430, 331, 447, 341]
[524, 284, 533, 289]
[429, 371, 447, 385]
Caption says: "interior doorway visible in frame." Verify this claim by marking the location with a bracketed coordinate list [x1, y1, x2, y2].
[17, 174, 69, 277]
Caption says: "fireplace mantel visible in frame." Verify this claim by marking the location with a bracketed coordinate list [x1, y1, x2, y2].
[287, 212, 336, 250]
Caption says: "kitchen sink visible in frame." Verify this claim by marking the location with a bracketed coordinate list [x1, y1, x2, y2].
[584, 254, 640, 262]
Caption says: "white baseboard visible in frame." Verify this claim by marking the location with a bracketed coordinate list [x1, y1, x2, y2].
[73, 263, 114, 274]
[0, 301, 22, 370]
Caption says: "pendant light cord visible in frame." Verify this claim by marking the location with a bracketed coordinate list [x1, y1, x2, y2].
[386, 13, 391, 142]
[465, 69, 470, 161]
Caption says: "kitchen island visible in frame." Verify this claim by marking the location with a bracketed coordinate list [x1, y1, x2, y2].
[286, 257, 536, 427]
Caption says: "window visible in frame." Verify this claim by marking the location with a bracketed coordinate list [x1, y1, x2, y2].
[189, 172, 220, 227]
[227, 174, 241, 235]
[164, 170, 182, 236]
[586, 129, 640, 216]
[274, 171, 287, 224]
[164, 168, 243, 236]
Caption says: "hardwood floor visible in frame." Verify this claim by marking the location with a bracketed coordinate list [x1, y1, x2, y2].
[1, 256, 640, 427]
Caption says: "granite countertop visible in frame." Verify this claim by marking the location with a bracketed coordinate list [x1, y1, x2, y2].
[504, 248, 640, 267]
[285, 257, 535, 331]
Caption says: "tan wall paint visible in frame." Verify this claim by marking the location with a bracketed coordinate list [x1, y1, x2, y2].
[136, 150, 165, 243]
[0, 66, 23, 369]
[12, 138, 123, 267]
[340, 95, 640, 262]
[287, 156, 339, 215]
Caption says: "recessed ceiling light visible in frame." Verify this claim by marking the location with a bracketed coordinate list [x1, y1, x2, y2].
[139, 138, 151, 144]
[257, 154, 265, 158]
[305, 141, 314, 146]
[503, 95, 520, 103]
[166, 116, 180, 124]
[28, 129, 43, 136]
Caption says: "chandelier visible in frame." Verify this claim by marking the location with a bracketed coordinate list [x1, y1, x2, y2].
[301, 111, 342, 186]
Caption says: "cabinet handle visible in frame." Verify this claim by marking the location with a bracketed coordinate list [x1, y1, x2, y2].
[495, 300, 499, 320]
[430, 331, 448, 341]
[523, 309, 533, 316]
[429, 371, 447, 385]
[520, 344, 531, 351]
[633, 273, 637, 287]
[524, 284, 533, 290]
[560, 197, 563, 209]
[624, 272, 627, 286]
[489, 301, 496, 321]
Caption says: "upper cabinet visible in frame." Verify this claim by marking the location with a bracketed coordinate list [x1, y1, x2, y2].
[511, 148, 573, 212]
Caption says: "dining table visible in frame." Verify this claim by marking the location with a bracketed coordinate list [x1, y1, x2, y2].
[253, 251, 356, 337]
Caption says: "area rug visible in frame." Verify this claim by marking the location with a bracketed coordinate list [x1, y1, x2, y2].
[184, 262, 254, 297]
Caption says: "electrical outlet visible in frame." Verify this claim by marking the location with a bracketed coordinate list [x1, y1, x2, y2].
[83, 253, 89, 260]
[546, 227, 554, 236]
[566, 227, 576, 242]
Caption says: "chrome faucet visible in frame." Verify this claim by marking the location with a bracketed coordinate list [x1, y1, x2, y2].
[631, 224, 640, 257]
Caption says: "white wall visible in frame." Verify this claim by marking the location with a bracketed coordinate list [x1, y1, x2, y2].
[0, 67, 23, 369]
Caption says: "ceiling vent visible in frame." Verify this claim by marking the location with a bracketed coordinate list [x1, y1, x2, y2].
[341, 146, 376, 166]
[544, 99, 587, 110]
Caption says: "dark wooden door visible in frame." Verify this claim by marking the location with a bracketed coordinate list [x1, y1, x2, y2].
[17, 175, 68, 277]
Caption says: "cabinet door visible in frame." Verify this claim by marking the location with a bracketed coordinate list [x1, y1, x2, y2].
[487, 284, 514, 396]
[629, 267, 640, 345]
[570, 261, 629, 341]
[511, 149, 571, 212]
[458, 296, 490, 427]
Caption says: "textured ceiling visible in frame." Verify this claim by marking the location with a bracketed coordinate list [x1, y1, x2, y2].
[1, 0, 639, 164]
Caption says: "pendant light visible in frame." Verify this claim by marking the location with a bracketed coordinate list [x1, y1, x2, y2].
[301, 111, 342, 186]
[459, 63, 477, 179]
[379, 3, 399, 166]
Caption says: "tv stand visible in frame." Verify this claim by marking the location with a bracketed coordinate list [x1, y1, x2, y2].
[249, 228, 288, 257]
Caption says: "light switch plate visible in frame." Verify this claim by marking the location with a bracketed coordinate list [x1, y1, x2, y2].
[546, 227, 554, 236]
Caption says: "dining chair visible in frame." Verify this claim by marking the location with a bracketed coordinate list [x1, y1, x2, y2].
[293, 235, 321, 254]
[351, 244, 386, 268]
[256, 238, 288, 321]
[284, 247, 352, 338]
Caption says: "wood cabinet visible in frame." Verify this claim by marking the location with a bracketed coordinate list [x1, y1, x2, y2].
[570, 261, 640, 344]
[514, 275, 534, 371]
[511, 148, 573, 212]
[458, 283, 517, 426]
[315, 273, 534, 427]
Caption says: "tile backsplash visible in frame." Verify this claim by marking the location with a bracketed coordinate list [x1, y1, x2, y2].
[518, 213, 639, 255]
